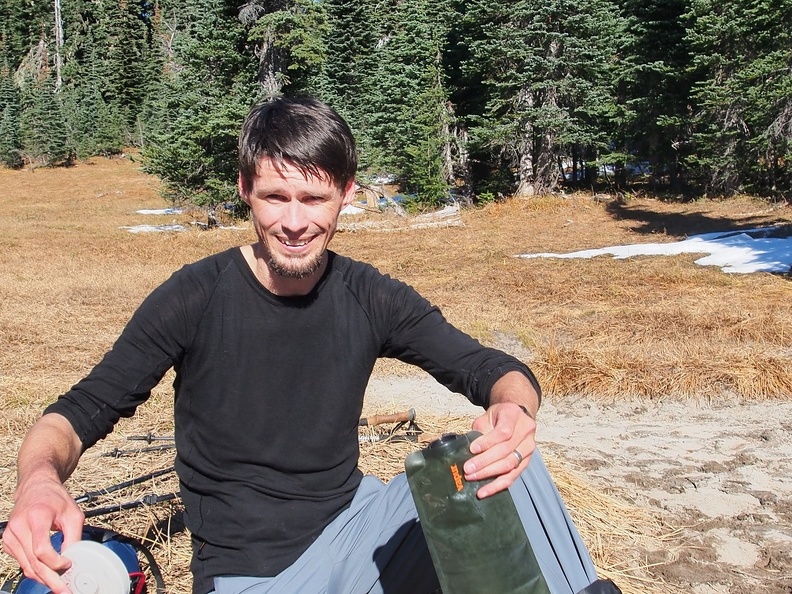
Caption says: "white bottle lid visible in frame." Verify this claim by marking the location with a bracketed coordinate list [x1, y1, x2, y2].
[61, 540, 130, 594]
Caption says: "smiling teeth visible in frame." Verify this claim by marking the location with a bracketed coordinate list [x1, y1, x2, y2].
[283, 240, 308, 247]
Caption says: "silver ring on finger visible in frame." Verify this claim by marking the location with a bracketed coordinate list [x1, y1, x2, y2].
[512, 449, 523, 466]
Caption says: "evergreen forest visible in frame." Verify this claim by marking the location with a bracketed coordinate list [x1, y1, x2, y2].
[1, 0, 791, 208]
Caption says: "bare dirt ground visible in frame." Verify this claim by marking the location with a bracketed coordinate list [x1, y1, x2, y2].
[538, 397, 792, 593]
[365, 374, 792, 593]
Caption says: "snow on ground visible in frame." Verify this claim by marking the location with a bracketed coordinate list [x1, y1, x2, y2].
[136, 208, 184, 215]
[517, 227, 792, 274]
[120, 224, 187, 233]
[341, 203, 366, 215]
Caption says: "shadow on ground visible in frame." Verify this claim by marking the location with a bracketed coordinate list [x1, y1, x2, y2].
[604, 200, 791, 238]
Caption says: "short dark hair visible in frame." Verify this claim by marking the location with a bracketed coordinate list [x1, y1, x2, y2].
[238, 96, 357, 194]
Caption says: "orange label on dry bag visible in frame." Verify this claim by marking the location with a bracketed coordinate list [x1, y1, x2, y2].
[450, 463, 464, 492]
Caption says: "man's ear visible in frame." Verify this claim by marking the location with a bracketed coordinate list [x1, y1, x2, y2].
[238, 173, 251, 206]
[341, 181, 357, 208]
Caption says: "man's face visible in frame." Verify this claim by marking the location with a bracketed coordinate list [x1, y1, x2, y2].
[239, 158, 355, 291]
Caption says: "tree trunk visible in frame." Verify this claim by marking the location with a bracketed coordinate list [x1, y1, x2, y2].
[53, 0, 63, 91]
[532, 38, 562, 194]
[256, 33, 282, 98]
[515, 148, 536, 197]
[453, 123, 473, 206]
[238, 2, 283, 98]
[443, 96, 473, 206]
[515, 86, 536, 197]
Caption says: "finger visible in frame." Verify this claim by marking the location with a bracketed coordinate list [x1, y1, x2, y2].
[27, 563, 71, 594]
[2, 528, 31, 576]
[466, 447, 530, 480]
[467, 421, 517, 458]
[470, 412, 496, 438]
[26, 527, 71, 594]
[464, 439, 523, 481]
[28, 514, 71, 574]
[473, 447, 532, 499]
[59, 507, 85, 552]
[3, 519, 40, 577]
[475, 466, 523, 499]
[3, 521, 69, 594]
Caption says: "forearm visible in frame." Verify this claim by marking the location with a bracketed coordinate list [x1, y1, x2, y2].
[16, 413, 83, 493]
[4, 414, 85, 593]
[487, 371, 541, 419]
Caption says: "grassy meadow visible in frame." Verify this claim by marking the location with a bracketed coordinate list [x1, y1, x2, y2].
[0, 156, 790, 593]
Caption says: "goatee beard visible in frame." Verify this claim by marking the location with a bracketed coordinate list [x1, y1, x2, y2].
[266, 250, 325, 279]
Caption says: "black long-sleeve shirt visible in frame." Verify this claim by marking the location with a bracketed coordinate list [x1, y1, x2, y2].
[46, 248, 540, 594]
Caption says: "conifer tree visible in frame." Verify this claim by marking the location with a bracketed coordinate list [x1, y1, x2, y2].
[242, 0, 328, 96]
[141, 0, 258, 206]
[686, 0, 792, 196]
[19, 77, 72, 166]
[0, 65, 23, 168]
[59, 0, 152, 130]
[617, 0, 694, 191]
[365, 0, 454, 205]
[0, 0, 53, 62]
[61, 36, 126, 158]
[462, 0, 624, 197]
[320, 0, 387, 166]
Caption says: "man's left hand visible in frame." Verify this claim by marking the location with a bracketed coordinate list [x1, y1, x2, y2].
[463, 398, 537, 498]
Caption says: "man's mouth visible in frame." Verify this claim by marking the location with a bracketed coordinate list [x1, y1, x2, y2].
[280, 238, 312, 247]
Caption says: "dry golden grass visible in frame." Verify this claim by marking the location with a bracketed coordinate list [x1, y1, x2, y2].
[340, 193, 792, 400]
[1, 157, 790, 593]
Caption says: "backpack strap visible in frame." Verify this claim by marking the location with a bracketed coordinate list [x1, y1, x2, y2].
[113, 534, 167, 594]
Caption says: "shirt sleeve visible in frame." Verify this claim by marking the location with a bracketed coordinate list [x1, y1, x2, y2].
[44, 259, 219, 449]
[359, 266, 541, 408]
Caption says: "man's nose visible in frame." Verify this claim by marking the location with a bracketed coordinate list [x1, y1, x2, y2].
[282, 200, 309, 232]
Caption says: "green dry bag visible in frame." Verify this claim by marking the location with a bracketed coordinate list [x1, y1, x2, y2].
[405, 432, 551, 594]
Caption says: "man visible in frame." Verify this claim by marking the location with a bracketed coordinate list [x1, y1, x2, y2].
[2, 97, 607, 594]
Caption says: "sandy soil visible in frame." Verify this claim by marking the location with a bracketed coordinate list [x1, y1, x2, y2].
[364, 375, 792, 593]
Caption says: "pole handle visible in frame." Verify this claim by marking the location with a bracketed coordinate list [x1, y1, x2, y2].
[359, 408, 415, 427]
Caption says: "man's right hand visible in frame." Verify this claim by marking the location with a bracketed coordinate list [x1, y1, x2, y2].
[2, 414, 85, 594]
[2, 476, 84, 594]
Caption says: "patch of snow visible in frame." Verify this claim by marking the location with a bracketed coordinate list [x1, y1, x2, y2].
[120, 224, 187, 233]
[341, 203, 366, 215]
[517, 227, 792, 274]
[135, 208, 183, 215]
[371, 174, 397, 184]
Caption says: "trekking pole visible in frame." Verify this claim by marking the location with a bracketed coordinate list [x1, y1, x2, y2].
[127, 433, 176, 443]
[0, 468, 177, 536]
[359, 432, 441, 444]
[358, 408, 415, 427]
[74, 467, 176, 504]
[357, 409, 437, 444]
[83, 492, 181, 519]
[100, 444, 176, 458]
[127, 433, 176, 444]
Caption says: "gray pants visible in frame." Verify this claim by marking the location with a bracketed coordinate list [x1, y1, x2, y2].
[210, 450, 598, 594]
